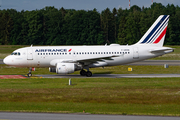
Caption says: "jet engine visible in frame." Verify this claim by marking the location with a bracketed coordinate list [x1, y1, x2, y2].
[56, 63, 74, 74]
[49, 63, 82, 74]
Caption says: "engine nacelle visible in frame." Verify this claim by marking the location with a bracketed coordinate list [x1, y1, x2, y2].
[49, 67, 56, 73]
[56, 63, 75, 74]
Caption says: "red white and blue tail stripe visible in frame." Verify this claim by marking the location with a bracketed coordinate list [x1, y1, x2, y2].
[136, 15, 169, 46]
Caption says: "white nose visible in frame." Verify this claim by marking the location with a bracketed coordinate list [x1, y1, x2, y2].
[3, 56, 12, 65]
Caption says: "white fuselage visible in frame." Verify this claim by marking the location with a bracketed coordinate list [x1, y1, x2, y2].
[3, 44, 170, 68]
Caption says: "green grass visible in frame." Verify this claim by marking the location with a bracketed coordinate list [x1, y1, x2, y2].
[0, 78, 180, 116]
[1, 64, 180, 75]
[1, 45, 180, 116]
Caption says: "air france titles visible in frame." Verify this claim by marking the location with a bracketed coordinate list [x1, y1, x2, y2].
[35, 49, 67, 53]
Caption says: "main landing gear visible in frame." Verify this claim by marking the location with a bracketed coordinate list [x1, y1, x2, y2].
[80, 69, 92, 77]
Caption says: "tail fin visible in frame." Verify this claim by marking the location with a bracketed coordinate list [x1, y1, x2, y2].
[135, 15, 169, 47]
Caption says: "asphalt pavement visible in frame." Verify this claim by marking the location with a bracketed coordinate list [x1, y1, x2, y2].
[0, 112, 179, 120]
[0, 59, 3, 64]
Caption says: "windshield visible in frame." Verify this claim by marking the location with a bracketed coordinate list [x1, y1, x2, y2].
[11, 52, 21, 56]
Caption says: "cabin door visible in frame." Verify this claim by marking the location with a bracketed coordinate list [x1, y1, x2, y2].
[27, 49, 33, 60]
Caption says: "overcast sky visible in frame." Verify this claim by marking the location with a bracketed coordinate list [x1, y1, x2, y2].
[1, 0, 180, 12]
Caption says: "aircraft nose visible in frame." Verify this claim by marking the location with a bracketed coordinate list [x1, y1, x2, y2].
[3, 56, 11, 65]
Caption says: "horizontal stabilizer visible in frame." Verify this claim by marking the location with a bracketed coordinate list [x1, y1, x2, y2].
[149, 47, 174, 53]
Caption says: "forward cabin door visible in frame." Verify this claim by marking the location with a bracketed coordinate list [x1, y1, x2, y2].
[27, 49, 33, 60]
[133, 47, 139, 59]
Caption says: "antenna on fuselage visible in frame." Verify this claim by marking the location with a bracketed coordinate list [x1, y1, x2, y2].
[30, 44, 33, 47]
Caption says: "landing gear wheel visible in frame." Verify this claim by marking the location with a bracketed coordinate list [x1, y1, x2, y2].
[86, 71, 92, 77]
[80, 70, 87, 76]
[27, 72, 32, 77]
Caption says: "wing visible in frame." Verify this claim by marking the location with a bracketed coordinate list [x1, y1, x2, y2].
[50, 55, 120, 66]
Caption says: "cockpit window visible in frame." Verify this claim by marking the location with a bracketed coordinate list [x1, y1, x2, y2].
[11, 52, 21, 56]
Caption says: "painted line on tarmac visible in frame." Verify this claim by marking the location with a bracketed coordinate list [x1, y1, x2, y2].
[0, 75, 27, 79]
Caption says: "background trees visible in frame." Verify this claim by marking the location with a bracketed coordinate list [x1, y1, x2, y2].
[0, 2, 180, 45]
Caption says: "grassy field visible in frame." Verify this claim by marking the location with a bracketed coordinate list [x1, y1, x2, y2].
[0, 45, 180, 116]
[1, 64, 180, 75]
[0, 78, 180, 116]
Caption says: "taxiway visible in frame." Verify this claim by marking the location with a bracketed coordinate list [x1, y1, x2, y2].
[36, 74, 180, 78]
[0, 112, 179, 120]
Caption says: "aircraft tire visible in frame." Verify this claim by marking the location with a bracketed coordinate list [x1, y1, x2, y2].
[27, 72, 32, 77]
[80, 70, 87, 76]
[86, 71, 92, 77]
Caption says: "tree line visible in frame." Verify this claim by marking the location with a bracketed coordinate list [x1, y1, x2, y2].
[0, 2, 180, 45]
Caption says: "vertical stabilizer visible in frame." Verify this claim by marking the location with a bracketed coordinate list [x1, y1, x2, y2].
[135, 15, 169, 47]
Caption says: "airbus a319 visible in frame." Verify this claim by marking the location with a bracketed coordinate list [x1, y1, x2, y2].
[3, 15, 173, 77]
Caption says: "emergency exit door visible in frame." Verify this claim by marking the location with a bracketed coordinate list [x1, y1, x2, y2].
[133, 47, 139, 59]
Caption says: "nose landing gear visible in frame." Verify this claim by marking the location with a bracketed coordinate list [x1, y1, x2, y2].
[27, 67, 35, 77]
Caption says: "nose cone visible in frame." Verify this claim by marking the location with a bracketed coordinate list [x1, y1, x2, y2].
[3, 56, 12, 65]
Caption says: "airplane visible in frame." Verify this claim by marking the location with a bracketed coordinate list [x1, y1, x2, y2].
[3, 15, 174, 77]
